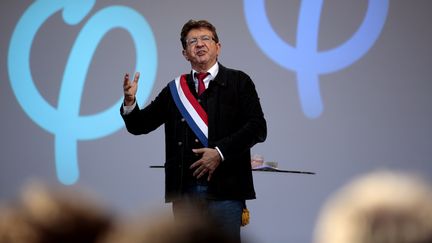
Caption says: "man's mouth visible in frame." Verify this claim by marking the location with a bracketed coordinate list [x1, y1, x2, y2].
[196, 50, 206, 56]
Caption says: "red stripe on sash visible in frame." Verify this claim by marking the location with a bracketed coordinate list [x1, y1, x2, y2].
[179, 75, 208, 124]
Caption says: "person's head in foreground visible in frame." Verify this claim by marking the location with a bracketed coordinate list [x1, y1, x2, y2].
[314, 170, 432, 243]
[103, 214, 238, 243]
[0, 182, 113, 243]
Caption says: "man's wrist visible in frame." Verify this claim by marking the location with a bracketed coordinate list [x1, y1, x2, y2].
[215, 146, 225, 161]
[122, 99, 137, 115]
[123, 96, 135, 106]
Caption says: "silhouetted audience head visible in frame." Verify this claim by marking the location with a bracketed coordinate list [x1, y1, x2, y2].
[103, 214, 238, 243]
[314, 170, 432, 243]
[0, 182, 113, 243]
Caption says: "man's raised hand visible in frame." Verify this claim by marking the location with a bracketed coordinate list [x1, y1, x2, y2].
[123, 72, 140, 106]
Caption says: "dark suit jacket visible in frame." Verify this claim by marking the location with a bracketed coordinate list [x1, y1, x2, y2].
[121, 64, 267, 202]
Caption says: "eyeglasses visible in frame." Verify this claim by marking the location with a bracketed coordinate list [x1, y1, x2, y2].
[186, 35, 216, 47]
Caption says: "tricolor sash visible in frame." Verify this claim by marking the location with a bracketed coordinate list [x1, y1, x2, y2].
[169, 74, 208, 147]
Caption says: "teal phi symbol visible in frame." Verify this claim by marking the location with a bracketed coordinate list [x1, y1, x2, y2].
[8, 0, 157, 185]
[244, 0, 389, 118]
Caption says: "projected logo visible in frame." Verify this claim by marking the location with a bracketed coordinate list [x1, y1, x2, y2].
[8, 0, 157, 185]
[244, 0, 389, 118]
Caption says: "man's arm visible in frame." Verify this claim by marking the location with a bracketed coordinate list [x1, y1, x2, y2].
[214, 73, 267, 160]
[120, 72, 168, 135]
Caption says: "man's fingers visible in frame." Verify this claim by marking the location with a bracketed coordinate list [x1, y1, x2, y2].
[192, 148, 206, 159]
[194, 166, 208, 179]
[192, 148, 205, 155]
[191, 162, 215, 179]
[133, 72, 140, 84]
[123, 73, 130, 86]
[123, 72, 139, 87]
[190, 160, 200, 169]
[192, 166, 201, 177]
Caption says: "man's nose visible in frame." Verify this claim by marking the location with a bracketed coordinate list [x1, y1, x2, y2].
[196, 38, 205, 46]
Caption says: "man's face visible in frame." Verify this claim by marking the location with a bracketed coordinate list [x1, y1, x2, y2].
[182, 28, 221, 70]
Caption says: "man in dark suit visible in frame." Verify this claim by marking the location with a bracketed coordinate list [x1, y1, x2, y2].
[121, 19, 266, 242]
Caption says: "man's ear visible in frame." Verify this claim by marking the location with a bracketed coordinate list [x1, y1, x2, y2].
[182, 49, 189, 61]
[216, 42, 221, 55]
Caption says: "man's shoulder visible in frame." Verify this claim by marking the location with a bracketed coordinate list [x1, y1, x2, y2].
[219, 64, 248, 76]
[218, 64, 251, 82]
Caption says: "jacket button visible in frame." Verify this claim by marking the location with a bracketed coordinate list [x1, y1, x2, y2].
[181, 118, 185, 122]
[178, 141, 183, 146]
[197, 99, 201, 103]
[194, 139, 199, 143]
